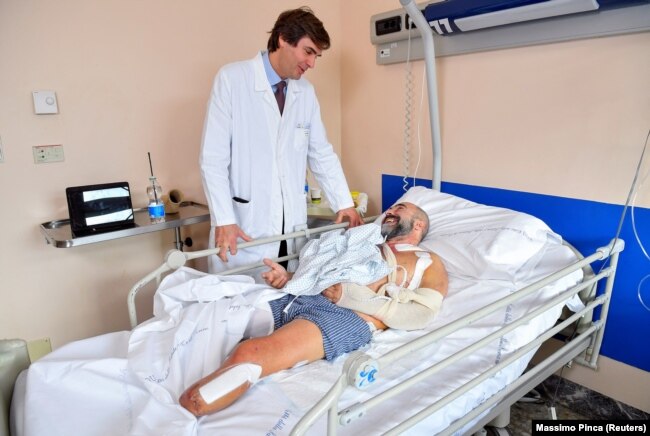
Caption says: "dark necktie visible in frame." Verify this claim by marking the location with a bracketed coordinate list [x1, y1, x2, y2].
[274, 80, 286, 115]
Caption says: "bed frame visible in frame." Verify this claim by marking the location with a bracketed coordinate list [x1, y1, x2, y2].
[127, 221, 624, 435]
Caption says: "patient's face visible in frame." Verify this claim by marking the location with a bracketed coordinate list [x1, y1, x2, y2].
[381, 203, 415, 240]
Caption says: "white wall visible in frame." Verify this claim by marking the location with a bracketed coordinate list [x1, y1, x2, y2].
[0, 0, 342, 346]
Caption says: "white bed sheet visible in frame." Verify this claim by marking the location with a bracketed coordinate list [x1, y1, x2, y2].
[12, 239, 582, 436]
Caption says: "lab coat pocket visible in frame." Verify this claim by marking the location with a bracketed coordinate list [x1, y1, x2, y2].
[293, 127, 310, 150]
[232, 198, 252, 230]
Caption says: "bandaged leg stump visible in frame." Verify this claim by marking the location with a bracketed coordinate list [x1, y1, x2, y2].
[179, 363, 262, 416]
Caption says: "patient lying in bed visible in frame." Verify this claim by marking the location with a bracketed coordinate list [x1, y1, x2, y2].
[179, 202, 448, 417]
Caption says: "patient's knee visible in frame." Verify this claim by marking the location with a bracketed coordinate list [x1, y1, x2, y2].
[228, 338, 266, 367]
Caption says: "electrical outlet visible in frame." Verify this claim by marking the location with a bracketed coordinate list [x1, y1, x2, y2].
[33, 144, 64, 164]
[0, 135, 4, 163]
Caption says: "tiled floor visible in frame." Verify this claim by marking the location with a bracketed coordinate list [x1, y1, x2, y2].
[498, 375, 649, 436]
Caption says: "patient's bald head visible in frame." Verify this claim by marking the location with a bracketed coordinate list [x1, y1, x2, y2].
[380, 202, 429, 244]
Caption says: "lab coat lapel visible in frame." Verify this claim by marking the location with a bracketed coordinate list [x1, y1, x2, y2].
[284, 80, 301, 116]
[251, 53, 282, 155]
[252, 53, 281, 116]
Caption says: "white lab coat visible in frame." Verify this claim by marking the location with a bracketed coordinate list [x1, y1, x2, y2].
[200, 52, 354, 277]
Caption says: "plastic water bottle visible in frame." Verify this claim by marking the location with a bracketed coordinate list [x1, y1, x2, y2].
[147, 176, 165, 223]
[305, 182, 310, 204]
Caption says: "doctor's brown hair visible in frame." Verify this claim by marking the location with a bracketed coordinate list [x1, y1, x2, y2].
[267, 6, 330, 52]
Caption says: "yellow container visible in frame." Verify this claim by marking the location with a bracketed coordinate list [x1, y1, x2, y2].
[351, 191, 360, 207]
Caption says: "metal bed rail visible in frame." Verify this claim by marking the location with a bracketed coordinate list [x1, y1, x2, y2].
[347, 272, 606, 422]
[290, 238, 624, 436]
[127, 217, 378, 328]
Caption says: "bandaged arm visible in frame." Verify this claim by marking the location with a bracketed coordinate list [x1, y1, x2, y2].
[337, 283, 443, 330]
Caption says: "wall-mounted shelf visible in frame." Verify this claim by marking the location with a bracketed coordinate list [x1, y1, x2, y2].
[40, 198, 372, 250]
[40, 201, 210, 249]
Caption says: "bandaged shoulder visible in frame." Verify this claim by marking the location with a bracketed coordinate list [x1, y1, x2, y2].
[337, 283, 443, 330]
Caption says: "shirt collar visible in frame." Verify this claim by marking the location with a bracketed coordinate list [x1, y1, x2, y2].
[261, 50, 283, 89]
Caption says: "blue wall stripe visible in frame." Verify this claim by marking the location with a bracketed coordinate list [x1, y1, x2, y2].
[382, 174, 650, 371]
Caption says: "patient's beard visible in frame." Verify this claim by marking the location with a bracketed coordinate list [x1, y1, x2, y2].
[381, 217, 414, 241]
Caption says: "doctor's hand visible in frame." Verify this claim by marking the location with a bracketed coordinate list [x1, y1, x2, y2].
[261, 259, 292, 289]
[214, 224, 252, 262]
[334, 207, 362, 228]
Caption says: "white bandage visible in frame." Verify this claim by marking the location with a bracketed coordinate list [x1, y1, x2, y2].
[337, 283, 443, 330]
[385, 244, 433, 290]
[393, 243, 421, 252]
[407, 252, 433, 290]
[198, 363, 262, 404]
[335, 243, 443, 330]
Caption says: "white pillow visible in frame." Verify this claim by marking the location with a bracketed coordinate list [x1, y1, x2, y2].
[378, 186, 561, 280]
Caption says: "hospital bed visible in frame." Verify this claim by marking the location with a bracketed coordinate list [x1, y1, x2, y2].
[7, 185, 623, 436]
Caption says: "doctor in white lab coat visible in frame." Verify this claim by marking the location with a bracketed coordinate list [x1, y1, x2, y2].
[200, 7, 361, 278]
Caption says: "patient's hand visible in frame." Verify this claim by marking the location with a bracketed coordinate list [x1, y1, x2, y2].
[355, 312, 388, 331]
[262, 259, 291, 289]
[321, 283, 342, 303]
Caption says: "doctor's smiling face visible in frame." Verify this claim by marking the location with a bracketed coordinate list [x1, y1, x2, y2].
[267, 7, 330, 80]
[272, 36, 322, 80]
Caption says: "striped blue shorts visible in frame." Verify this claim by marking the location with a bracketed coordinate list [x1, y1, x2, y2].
[268, 294, 372, 361]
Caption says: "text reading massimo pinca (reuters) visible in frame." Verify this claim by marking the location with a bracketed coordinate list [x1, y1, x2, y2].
[532, 420, 648, 435]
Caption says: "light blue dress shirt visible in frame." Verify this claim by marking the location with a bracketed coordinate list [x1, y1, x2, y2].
[262, 50, 286, 94]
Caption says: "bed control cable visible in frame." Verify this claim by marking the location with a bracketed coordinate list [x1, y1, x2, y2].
[545, 128, 650, 420]
[631, 129, 650, 311]
[598, 128, 649, 310]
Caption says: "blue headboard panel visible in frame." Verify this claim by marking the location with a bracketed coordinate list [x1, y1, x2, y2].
[382, 173, 650, 371]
